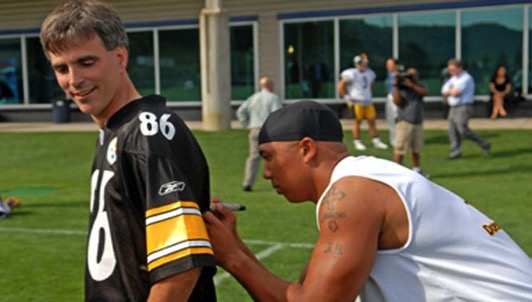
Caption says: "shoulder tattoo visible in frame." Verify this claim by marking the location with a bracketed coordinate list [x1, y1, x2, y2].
[319, 185, 347, 233]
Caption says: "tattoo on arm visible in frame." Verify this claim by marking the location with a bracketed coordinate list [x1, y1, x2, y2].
[319, 185, 347, 233]
[324, 241, 344, 257]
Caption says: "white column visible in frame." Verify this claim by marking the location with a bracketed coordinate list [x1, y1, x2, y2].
[200, 0, 232, 131]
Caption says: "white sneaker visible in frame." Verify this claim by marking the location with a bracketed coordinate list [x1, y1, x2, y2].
[353, 140, 366, 151]
[372, 138, 388, 150]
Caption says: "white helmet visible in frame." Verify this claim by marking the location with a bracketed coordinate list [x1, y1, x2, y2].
[353, 53, 369, 66]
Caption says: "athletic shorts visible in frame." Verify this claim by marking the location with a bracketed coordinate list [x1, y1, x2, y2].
[348, 103, 376, 121]
[394, 120, 424, 155]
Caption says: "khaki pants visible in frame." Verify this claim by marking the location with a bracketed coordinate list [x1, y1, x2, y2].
[394, 120, 424, 155]
[243, 128, 261, 188]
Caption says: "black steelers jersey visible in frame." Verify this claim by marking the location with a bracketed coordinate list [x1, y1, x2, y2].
[85, 95, 216, 301]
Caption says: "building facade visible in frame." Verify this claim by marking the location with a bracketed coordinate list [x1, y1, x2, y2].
[0, 0, 530, 120]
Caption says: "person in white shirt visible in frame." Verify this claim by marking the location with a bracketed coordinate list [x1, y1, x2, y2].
[338, 53, 388, 151]
[441, 58, 491, 159]
[237, 76, 283, 191]
[204, 100, 532, 302]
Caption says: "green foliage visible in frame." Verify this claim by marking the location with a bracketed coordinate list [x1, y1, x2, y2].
[0, 129, 530, 301]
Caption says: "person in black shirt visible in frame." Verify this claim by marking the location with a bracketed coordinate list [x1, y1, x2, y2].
[392, 67, 429, 177]
[489, 65, 511, 119]
[40, 1, 216, 301]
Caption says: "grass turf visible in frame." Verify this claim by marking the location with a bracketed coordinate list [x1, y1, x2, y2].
[0, 128, 530, 301]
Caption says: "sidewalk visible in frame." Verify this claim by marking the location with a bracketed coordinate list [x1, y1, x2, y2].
[0, 118, 531, 133]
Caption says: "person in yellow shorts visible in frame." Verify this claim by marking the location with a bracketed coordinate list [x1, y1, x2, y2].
[350, 102, 376, 121]
[338, 53, 388, 151]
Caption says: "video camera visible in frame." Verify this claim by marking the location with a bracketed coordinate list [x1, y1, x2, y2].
[395, 66, 414, 89]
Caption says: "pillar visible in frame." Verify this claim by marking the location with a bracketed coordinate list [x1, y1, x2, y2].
[199, 0, 232, 131]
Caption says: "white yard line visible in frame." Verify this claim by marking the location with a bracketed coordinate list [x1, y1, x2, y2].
[0, 227, 315, 249]
[245, 239, 314, 249]
[0, 226, 86, 236]
[0, 226, 314, 286]
[213, 243, 285, 285]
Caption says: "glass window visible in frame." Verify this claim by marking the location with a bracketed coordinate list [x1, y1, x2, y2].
[528, 6, 532, 96]
[399, 11, 455, 96]
[159, 28, 201, 101]
[340, 16, 393, 97]
[127, 31, 155, 96]
[462, 7, 523, 95]
[26, 37, 64, 104]
[284, 21, 335, 99]
[230, 25, 255, 100]
[0, 38, 23, 104]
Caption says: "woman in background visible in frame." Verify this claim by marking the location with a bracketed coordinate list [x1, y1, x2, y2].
[489, 65, 511, 119]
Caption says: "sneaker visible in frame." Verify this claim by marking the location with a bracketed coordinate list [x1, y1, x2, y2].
[448, 152, 462, 160]
[372, 138, 388, 150]
[243, 186, 252, 192]
[482, 143, 491, 157]
[353, 140, 366, 151]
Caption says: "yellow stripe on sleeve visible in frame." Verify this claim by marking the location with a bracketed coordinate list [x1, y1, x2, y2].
[148, 247, 214, 272]
[145, 201, 213, 271]
[146, 201, 199, 218]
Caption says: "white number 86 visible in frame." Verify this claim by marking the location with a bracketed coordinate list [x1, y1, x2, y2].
[139, 112, 176, 140]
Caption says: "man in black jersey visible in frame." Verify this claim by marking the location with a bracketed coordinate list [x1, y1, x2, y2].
[40, 1, 216, 301]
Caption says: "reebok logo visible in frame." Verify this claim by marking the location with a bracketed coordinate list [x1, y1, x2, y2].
[159, 181, 185, 196]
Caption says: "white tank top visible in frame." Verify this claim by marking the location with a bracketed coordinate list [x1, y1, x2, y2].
[316, 156, 532, 301]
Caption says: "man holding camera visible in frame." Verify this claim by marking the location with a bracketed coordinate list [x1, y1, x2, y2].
[392, 67, 428, 177]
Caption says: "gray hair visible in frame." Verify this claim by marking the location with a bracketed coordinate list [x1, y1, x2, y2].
[40, 0, 128, 57]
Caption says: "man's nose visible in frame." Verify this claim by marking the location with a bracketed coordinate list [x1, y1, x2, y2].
[262, 165, 271, 179]
[69, 68, 84, 88]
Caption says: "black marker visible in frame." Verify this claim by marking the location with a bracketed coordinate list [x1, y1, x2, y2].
[210, 203, 246, 212]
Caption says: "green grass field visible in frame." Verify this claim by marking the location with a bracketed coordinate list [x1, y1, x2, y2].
[0, 128, 531, 301]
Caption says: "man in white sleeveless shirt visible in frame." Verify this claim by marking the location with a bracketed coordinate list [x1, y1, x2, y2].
[204, 100, 532, 301]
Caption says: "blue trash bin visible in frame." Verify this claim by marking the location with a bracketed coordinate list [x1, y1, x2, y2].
[52, 99, 71, 123]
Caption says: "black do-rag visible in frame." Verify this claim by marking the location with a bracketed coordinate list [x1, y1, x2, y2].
[258, 100, 344, 145]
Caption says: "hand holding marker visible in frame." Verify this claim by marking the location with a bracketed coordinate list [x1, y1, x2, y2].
[209, 197, 246, 212]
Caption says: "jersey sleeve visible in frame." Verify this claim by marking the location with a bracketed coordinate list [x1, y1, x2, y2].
[340, 69, 353, 82]
[124, 111, 215, 285]
[145, 161, 213, 280]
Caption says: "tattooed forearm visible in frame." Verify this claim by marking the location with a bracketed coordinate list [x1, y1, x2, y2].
[320, 185, 347, 233]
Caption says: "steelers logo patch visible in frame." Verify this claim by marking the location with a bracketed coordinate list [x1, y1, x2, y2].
[107, 137, 118, 165]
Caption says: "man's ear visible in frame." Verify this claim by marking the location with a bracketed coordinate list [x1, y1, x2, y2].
[299, 137, 317, 162]
[115, 46, 128, 73]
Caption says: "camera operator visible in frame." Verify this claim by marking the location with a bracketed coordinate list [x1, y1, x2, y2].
[392, 68, 429, 177]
